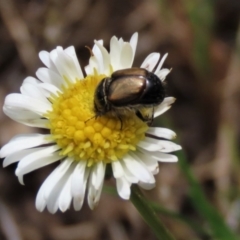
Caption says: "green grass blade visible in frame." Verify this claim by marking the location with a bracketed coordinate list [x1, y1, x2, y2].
[177, 151, 238, 240]
[104, 186, 210, 238]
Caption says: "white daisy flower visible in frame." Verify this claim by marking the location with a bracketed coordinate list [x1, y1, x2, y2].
[0, 33, 181, 213]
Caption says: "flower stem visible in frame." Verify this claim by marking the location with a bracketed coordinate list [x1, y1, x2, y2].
[130, 185, 176, 240]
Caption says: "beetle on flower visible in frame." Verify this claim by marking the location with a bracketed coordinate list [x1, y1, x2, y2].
[93, 67, 166, 126]
[0, 33, 181, 213]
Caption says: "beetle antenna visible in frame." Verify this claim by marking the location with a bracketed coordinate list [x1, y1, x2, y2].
[85, 46, 94, 57]
[85, 115, 96, 123]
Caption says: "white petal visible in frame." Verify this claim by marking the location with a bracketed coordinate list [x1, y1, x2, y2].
[138, 148, 178, 162]
[147, 127, 176, 140]
[17, 153, 62, 185]
[58, 167, 74, 212]
[153, 152, 178, 162]
[64, 46, 84, 79]
[158, 140, 182, 152]
[129, 32, 138, 58]
[0, 134, 54, 158]
[137, 140, 160, 152]
[118, 38, 124, 47]
[35, 158, 73, 212]
[84, 65, 91, 75]
[4, 93, 51, 115]
[144, 137, 181, 152]
[154, 53, 168, 74]
[123, 154, 154, 184]
[36, 67, 64, 89]
[112, 160, 124, 178]
[116, 177, 131, 200]
[91, 162, 106, 189]
[156, 68, 171, 81]
[50, 47, 81, 83]
[38, 82, 61, 96]
[71, 161, 87, 197]
[154, 97, 176, 118]
[46, 164, 74, 214]
[140, 53, 160, 72]
[73, 172, 89, 211]
[3, 105, 41, 119]
[88, 168, 104, 210]
[72, 162, 90, 211]
[93, 39, 103, 48]
[3, 106, 49, 128]
[151, 167, 159, 175]
[20, 82, 49, 103]
[19, 118, 49, 129]
[35, 189, 47, 212]
[94, 41, 110, 75]
[16, 145, 61, 184]
[110, 36, 121, 70]
[91, 41, 104, 73]
[22, 76, 55, 99]
[131, 151, 159, 174]
[39, 51, 51, 68]
[121, 162, 138, 183]
[88, 181, 104, 210]
[120, 43, 134, 69]
[44, 158, 73, 201]
[85, 55, 99, 75]
[39, 50, 59, 73]
[22, 76, 41, 85]
[16, 145, 59, 170]
[3, 147, 45, 167]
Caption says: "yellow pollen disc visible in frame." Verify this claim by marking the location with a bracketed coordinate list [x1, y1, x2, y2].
[46, 74, 148, 166]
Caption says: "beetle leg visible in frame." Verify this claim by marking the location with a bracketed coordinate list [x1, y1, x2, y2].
[118, 115, 123, 130]
[148, 107, 154, 126]
[135, 110, 146, 122]
[136, 108, 155, 126]
[85, 115, 96, 123]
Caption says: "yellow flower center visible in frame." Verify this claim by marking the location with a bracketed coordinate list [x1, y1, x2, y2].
[46, 74, 148, 166]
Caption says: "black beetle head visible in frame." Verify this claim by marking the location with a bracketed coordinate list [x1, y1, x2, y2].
[94, 78, 111, 115]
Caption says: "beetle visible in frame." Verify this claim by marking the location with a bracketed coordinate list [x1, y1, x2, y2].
[93, 68, 165, 126]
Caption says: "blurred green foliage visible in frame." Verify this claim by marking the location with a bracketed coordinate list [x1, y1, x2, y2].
[185, 0, 214, 75]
